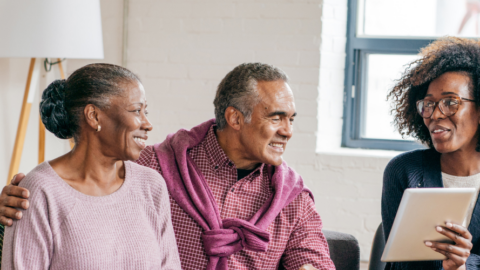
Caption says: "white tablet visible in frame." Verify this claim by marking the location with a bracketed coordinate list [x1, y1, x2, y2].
[381, 187, 476, 262]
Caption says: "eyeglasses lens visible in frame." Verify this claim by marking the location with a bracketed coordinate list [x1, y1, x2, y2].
[417, 101, 432, 118]
[417, 99, 459, 118]
[440, 98, 459, 116]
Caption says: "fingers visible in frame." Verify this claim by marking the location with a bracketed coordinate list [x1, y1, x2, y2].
[445, 222, 472, 241]
[426, 241, 470, 258]
[11, 173, 25, 186]
[0, 216, 13, 227]
[0, 180, 29, 227]
[0, 206, 22, 220]
[0, 196, 27, 227]
[2, 195, 29, 210]
[4, 185, 29, 199]
[425, 222, 473, 269]
[435, 225, 473, 248]
[0, 202, 24, 227]
[426, 228, 472, 269]
[431, 246, 468, 267]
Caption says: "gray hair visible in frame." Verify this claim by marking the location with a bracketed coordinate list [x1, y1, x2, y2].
[213, 63, 288, 130]
[40, 63, 140, 141]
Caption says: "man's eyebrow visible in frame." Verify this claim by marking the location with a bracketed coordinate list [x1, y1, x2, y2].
[267, 111, 297, 117]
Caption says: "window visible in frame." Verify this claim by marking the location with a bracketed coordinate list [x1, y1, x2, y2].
[342, 0, 480, 151]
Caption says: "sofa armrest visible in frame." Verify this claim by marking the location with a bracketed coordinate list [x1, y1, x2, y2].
[323, 230, 360, 270]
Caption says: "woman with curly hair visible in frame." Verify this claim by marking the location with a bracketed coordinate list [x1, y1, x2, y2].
[383, 37, 480, 270]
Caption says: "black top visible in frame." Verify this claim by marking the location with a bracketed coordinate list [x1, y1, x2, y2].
[237, 169, 255, 181]
[382, 148, 480, 269]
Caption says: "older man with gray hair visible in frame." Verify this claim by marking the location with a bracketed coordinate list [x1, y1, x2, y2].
[0, 63, 335, 270]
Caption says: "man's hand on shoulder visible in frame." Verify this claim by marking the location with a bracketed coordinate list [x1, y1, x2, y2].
[0, 173, 29, 226]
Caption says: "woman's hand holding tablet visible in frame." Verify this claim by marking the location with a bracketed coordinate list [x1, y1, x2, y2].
[382, 188, 475, 265]
[425, 222, 472, 270]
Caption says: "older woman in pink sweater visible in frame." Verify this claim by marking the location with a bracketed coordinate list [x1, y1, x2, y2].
[2, 64, 181, 269]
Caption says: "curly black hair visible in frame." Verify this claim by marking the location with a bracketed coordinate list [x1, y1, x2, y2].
[388, 37, 480, 151]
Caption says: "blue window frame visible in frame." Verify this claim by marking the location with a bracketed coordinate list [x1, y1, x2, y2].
[342, 0, 434, 151]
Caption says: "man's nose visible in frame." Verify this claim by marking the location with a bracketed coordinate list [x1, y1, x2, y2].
[278, 120, 293, 139]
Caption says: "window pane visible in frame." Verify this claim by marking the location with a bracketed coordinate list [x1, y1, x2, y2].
[362, 54, 420, 140]
[358, 0, 480, 38]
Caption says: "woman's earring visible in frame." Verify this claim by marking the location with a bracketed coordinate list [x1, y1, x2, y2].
[96, 125, 101, 132]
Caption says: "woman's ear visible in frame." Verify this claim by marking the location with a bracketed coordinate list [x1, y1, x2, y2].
[84, 104, 100, 130]
[224, 106, 244, 131]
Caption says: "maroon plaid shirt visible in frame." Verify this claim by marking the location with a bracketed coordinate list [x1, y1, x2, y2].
[137, 126, 335, 270]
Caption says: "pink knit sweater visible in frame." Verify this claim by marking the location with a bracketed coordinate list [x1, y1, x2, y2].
[2, 161, 181, 270]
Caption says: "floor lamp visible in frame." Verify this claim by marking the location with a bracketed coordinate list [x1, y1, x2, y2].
[0, 0, 104, 183]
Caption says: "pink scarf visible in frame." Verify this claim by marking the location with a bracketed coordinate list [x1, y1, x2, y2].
[154, 119, 312, 270]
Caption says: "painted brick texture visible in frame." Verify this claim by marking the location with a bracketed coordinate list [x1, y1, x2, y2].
[126, 0, 323, 145]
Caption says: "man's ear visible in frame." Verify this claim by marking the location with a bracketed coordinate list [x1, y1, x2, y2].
[224, 106, 244, 131]
[84, 104, 100, 131]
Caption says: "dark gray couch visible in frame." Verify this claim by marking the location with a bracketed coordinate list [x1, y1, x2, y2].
[324, 230, 360, 270]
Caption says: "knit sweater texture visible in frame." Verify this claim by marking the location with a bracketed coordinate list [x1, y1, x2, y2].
[442, 171, 480, 228]
[382, 149, 480, 270]
[2, 161, 181, 270]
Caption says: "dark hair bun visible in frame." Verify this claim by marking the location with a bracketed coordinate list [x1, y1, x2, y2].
[39, 79, 72, 139]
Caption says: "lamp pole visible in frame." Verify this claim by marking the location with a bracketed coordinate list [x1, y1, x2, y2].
[7, 58, 69, 184]
[8, 58, 40, 182]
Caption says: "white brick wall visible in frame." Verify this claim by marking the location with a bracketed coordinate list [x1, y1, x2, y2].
[314, 0, 399, 259]
[0, 0, 401, 262]
[126, 0, 325, 148]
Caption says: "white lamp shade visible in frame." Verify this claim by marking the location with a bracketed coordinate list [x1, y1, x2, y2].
[0, 0, 104, 59]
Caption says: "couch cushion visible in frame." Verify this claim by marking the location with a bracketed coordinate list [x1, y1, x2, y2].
[323, 230, 360, 270]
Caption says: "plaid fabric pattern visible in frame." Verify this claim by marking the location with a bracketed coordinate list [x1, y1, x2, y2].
[138, 126, 335, 270]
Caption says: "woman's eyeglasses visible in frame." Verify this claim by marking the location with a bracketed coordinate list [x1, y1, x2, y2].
[416, 96, 475, 119]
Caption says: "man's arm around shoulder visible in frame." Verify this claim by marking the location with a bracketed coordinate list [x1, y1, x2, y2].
[0, 173, 30, 226]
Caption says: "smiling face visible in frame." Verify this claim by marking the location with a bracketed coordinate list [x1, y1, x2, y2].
[423, 72, 480, 153]
[238, 80, 296, 166]
[98, 80, 152, 161]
